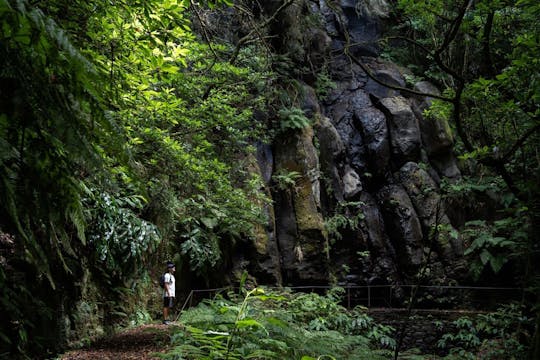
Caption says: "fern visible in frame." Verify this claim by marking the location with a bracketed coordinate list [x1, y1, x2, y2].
[271, 169, 302, 191]
[162, 288, 393, 359]
[278, 107, 311, 131]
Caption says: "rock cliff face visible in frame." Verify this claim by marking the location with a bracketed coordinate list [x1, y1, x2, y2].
[234, 0, 466, 292]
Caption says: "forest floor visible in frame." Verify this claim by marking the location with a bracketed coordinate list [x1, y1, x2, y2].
[59, 323, 181, 360]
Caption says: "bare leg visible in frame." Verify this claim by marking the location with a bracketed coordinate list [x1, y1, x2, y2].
[163, 306, 169, 322]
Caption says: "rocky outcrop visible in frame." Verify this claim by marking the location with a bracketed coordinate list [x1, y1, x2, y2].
[377, 184, 424, 273]
[399, 162, 462, 260]
[236, 152, 282, 284]
[235, 0, 466, 291]
[273, 106, 329, 283]
[378, 96, 422, 166]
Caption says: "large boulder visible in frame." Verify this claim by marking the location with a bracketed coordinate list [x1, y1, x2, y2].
[399, 162, 463, 260]
[377, 184, 424, 273]
[364, 60, 406, 99]
[409, 81, 461, 179]
[353, 104, 390, 176]
[378, 96, 422, 166]
[332, 99, 369, 175]
[411, 81, 454, 156]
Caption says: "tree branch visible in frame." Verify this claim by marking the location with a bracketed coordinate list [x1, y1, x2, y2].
[233, 3, 275, 60]
[229, 0, 295, 65]
[383, 35, 433, 55]
[502, 124, 540, 163]
[422, 0, 471, 83]
[189, 0, 221, 63]
[344, 49, 453, 102]
[452, 82, 474, 152]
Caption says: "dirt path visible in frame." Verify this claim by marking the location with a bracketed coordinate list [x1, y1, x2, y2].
[60, 323, 178, 360]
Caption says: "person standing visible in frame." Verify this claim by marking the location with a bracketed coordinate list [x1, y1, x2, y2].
[163, 261, 176, 324]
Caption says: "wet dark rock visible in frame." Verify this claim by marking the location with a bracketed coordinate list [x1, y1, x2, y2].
[316, 116, 345, 202]
[339, 0, 386, 57]
[364, 62, 406, 99]
[358, 193, 393, 257]
[398, 162, 462, 259]
[377, 184, 424, 273]
[378, 96, 422, 166]
[255, 142, 274, 185]
[233, 0, 468, 289]
[353, 105, 390, 176]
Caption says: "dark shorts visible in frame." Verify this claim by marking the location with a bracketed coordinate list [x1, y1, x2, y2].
[163, 296, 175, 308]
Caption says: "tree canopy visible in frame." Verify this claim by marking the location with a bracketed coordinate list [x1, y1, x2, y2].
[0, 0, 271, 356]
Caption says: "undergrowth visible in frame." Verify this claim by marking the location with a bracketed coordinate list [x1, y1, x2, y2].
[156, 287, 531, 360]
[158, 287, 393, 360]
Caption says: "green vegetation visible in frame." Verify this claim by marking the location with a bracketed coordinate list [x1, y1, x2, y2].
[161, 287, 395, 360]
[271, 169, 302, 192]
[461, 216, 528, 280]
[0, 0, 538, 358]
[437, 304, 531, 359]
[158, 287, 532, 359]
[440, 175, 530, 280]
[380, 1, 539, 356]
[384, 0, 539, 209]
[278, 106, 312, 132]
[0, 0, 272, 357]
[324, 201, 366, 243]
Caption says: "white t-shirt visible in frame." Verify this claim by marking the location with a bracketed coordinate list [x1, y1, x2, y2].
[163, 272, 175, 297]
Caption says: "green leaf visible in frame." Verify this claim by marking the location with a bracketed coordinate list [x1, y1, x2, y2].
[480, 249, 492, 265]
[487, 236, 507, 246]
[201, 217, 218, 229]
[489, 256, 507, 273]
[236, 318, 264, 329]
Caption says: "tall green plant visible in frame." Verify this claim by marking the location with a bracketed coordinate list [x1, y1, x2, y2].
[462, 216, 528, 280]
[437, 304, 531, 359]
[162, 287, 393, 359]
[0, 0, 127, 355]
[0, 0, 111, 286]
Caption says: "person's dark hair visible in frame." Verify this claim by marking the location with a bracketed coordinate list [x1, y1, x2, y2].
[166, 261, 175, 268]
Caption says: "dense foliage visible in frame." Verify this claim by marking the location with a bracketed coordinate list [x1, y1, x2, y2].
[379, 1, 539, 356]
[0, 0, 538, 358]
[160, 286, 531, 359]
[437, 303, 530, 359]
[163, 287, 396, 359]
[0, 0, 271, 357]
[384, 0, 539, 243]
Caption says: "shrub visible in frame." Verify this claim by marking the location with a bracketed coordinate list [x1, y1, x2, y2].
[159, 287, 392, 359]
